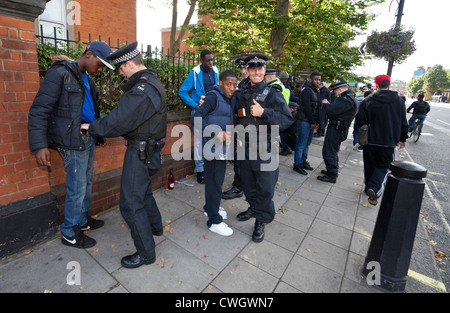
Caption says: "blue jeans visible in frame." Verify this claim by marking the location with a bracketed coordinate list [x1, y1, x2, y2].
[409, 114, 426, 131]
[58, 134, 95, 237]
[294, 121, 314, 166]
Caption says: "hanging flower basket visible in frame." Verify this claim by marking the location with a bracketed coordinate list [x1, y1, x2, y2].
[365, 25, 416, 63]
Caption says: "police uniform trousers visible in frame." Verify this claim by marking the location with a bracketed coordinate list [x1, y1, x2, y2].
[322, 124, 346, 176]
[119, 146, 163, 259]
[239, 158, 279, 223]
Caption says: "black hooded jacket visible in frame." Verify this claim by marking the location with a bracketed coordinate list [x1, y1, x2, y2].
[355, 89, 408, 147]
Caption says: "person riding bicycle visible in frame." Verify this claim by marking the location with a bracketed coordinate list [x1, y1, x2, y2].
[407, 93, 430, 132]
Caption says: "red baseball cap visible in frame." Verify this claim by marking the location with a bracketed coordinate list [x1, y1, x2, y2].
[375, 74, 391, 85]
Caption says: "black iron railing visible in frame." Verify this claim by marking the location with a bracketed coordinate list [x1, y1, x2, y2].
[36, 26, 236, 113]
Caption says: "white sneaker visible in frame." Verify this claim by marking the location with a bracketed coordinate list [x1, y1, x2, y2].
[209, 222, 233, 236]
[353, 143, 360, 151]
[204, 207, 227, 219]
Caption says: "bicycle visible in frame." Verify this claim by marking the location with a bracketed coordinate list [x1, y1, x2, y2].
[408, 115, 423, 143]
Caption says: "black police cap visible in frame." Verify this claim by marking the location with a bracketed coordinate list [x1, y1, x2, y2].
[264, 68, 277, 76]
[330, 81, 348, 91]
[234, 57, 248, 68]
[244, 54, 269, 68]
[107, 41, 141, 69]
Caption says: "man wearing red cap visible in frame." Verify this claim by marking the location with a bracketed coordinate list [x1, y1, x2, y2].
[355, 74, 408, 205]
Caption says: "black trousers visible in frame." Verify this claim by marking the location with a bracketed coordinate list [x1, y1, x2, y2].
[204, 159, 227, 227]
[317, 105, 328, 136]
[239, 158, 279, 223]
[362, 145, 395, 197]
[231, 159, 242, 189]
[120, 147, 163, 259]
[322, 126, 344, 176]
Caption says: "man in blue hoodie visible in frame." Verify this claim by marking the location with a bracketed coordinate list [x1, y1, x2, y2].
[178, 49, 219, 183]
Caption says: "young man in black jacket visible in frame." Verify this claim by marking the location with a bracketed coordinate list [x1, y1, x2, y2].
[355, 74, 408, 205]
[293, 71, 321, 175]
[28, 41, 113, 249]
[407, 93, 430, 132]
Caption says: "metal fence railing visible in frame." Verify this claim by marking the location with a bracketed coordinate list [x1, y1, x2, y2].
[36, 26, 236, 113]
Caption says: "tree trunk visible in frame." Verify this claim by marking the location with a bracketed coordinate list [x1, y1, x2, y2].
[170, 0, 198, 53]
[268, 0, 289, 59]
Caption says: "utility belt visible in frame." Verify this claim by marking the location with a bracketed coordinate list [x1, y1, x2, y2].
[328, 119, 350, 129]
[127, 138, 165, 164]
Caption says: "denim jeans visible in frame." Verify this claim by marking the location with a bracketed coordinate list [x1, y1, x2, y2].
[408, 114, 426, 131]
[294, 121, 314, 166]
[58, 134, 95, 237]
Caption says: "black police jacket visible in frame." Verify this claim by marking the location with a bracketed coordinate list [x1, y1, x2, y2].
[28, 58, 100, 151]
[87, 69, 167, 142]
[234, 80, 294, 132]
[326, 89, 357, 124]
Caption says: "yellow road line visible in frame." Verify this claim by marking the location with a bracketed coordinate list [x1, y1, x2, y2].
[408, 269, 447, 292]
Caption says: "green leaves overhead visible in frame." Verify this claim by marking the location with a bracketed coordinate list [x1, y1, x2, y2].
[186, 0, 381, 81]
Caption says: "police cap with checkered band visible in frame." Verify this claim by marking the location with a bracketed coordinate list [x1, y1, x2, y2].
[107, 41, 141, 70]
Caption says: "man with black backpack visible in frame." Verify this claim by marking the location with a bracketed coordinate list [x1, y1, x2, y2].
[407, 93, 430, 132]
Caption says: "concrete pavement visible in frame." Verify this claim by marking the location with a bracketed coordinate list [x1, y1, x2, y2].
[0, 133, 446, 293]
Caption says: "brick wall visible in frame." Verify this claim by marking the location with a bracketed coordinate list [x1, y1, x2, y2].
[0, 1, 195, 219]
[161, 13, 215, 53]
[0, 14, 48, 206]
[73, 0, 136, 44]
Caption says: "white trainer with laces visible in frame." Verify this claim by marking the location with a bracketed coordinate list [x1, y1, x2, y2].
[204, 207, 227, 219]
[209, 222, 233, 236]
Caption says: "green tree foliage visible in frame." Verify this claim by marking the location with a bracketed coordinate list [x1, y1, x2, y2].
[406, 74, 424, 96]
[185, 0, 381, 81]
[423, 64, 450, 95]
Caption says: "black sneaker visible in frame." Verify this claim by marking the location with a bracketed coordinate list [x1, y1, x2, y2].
[80, 216, 104, 231]
[302, 160, 313, 171]
[61, 225, 96, 249]
[197, 171, 205, 184]
[293, 164, 307, 175]
[367, 188, 378, 206]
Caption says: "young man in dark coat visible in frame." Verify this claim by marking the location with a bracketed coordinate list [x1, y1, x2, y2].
[28, 41, 113, 249]
[355, 74, 408, 205]
[293, 72, 321, 175]
[194, 70, 238, 236]
[81, 42, 167, 268]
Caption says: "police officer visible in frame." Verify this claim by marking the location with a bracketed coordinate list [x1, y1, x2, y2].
[234, 54, 294, 242]
[317, 81, 357, 183]
[81, 42, 167, 268]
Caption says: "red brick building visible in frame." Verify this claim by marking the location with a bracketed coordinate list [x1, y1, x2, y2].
[160, 12, 215, 53]
[0, 0, 195, 259]
[37, 0, 136, 44]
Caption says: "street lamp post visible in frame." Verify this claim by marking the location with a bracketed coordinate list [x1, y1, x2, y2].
[387, 0, 405, 77]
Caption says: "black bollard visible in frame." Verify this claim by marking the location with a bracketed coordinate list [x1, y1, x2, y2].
[362, 160, 427, 292]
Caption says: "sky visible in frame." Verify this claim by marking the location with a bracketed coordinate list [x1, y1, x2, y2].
[137, 0, 450, 83]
